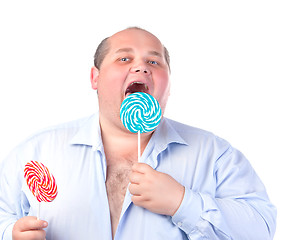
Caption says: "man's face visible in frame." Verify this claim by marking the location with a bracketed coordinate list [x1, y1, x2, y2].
[91, 29, 170, 132]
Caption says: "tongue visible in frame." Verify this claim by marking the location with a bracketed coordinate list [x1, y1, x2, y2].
[125, 83, 149, 96]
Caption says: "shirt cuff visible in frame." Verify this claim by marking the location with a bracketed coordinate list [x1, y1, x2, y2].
[2, 222, 14, 240]
[171, 187, 204, 234]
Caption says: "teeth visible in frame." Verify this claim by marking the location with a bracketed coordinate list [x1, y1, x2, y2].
[125, 82, 149, 95]
[128, 81, 146, 87]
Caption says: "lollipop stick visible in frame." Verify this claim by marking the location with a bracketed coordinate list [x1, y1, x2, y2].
[138, 131, 141, 162]
[37, 202, 40, 220]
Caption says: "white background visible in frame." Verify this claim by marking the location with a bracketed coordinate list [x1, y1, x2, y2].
[0, 0, 297, 239]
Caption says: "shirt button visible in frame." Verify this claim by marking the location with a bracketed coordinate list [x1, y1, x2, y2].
[177, 222, 182, 227]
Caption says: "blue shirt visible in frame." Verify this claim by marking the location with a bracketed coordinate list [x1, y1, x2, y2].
[0, 113, 276, 239]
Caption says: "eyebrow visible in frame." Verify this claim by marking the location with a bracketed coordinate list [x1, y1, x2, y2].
[115, 48, 134, 54]
[148, 50, 162, 58]
[115, 48, 163, 57]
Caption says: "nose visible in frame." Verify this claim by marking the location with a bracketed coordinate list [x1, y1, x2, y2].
[130, 64, 151, 75]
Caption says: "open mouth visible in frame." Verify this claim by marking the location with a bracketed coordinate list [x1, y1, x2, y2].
[125, 82, 149, 96]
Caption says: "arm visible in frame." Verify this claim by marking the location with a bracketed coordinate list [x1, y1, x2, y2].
[129, 148, 276, 239]
[0, 151, 21, 239]
[172, 187, 275, 239]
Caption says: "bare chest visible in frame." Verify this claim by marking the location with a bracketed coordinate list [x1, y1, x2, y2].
[105, 161, 133, 236]
[105, 165, 132, 202]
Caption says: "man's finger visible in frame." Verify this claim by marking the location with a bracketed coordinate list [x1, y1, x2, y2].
[129, 183, 142, 196]
[132, 162, 153, 173]
[131, 195, 146, 206]
[129, 171, 143, 183]
[19, 229, 47, 239]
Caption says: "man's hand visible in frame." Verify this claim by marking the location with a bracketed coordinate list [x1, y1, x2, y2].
[12, 216, 48, 240]
[129, 163, 185, 216]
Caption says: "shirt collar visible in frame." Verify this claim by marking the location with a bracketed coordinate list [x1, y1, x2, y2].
[152, 117, 188, 151]
[69, 113, 188, 154]
[141, 117, 188, 167]
[69, 112, 103, 152]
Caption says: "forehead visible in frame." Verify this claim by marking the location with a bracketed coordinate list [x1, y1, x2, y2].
[108, 29, 164, 54]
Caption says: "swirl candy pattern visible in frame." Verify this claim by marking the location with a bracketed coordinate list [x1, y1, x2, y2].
[120, 92, 162, 133]
[24, 161, 58, 202]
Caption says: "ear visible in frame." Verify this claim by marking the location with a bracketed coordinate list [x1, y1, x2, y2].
[90, 66, 100, 90]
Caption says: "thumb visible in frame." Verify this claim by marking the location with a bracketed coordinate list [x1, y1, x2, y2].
[15, 216, 48, 232]
[32, 218, 48, 230]
[35, 219, 48, 230]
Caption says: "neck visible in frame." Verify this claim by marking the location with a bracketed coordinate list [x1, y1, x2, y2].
[99, 116, 152, 162]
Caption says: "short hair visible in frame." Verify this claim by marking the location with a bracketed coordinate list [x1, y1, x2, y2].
[93, 37, 110, 71]
[93, 27, 170, 71]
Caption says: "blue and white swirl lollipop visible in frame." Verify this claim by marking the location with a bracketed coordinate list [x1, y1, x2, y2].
[120, 92, 162, 133]
[120, 92, 162, 161]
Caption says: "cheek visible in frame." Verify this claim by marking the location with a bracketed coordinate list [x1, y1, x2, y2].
[97, 67, 126, 91]
[156, 71, 170, 93]
[155, 71, 170, 111]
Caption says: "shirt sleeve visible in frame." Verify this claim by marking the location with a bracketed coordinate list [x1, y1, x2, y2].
[171, 147, 277, 240]
[0, 149, 26, 240]
[1, 224, 14, 240]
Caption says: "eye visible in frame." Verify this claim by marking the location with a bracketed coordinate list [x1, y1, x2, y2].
[148, 60, 158, 65]
[119, 57, 130, 62]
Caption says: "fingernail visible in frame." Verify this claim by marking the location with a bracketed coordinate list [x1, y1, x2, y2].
[43, 222, 48, 227]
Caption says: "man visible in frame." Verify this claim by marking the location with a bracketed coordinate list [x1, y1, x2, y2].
[0, 27, 276, 239]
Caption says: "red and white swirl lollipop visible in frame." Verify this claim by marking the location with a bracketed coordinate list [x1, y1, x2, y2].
[24, 161, 57, 202]
[24, 161, 58, 218]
